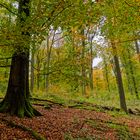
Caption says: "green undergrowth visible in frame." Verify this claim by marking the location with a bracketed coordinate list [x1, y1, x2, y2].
[84, 119, 138, 140]
[107, 122, 140, 139]
[64, 134, 103, 140]
[31, 91, 140, 119]
[107, 123, 132, 140]
[64, 118, 139, 140]
[1, 89, 140, 118]
[1, 88, 140, 111]
[32, 89, 140, 110]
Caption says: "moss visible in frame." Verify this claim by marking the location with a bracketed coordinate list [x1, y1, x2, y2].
[17, 103, 25, 118]
[0, 97, 42, 117]
[107, 123, 133, 140]
[85, 119, 109, 132]
[134, 128, 140, 138]
[0, 101, 9, 112]
[64, 133, 102, 140]
[44, 103, 52, 109]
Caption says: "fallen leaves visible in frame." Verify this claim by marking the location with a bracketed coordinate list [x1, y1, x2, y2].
[0, 105, 140, 139]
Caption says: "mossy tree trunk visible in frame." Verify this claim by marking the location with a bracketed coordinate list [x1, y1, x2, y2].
[0, 52, 41, 117]
[0, 0, 41, 117]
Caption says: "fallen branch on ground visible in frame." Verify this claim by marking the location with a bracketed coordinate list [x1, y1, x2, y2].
[1, 97, 140, 115]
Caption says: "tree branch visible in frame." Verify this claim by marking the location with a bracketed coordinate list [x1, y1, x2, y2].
[0, 3, 17, 15]
[41, 3, 73, 30]
[0, 57, 12, 60]
[124, 1, 140, 8]
[0, 65, 11, 67]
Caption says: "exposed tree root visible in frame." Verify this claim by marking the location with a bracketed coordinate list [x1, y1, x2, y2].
[32, 103, 45, 106]
[0, 117, 46, 140]
[0, 99, 42, 118]
[31, 97, 64, 106]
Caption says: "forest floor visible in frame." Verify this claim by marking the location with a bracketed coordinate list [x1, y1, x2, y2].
[0, 100, 140, 140]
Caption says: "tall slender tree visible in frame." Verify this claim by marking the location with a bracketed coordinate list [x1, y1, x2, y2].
[111, 42, 127, 112]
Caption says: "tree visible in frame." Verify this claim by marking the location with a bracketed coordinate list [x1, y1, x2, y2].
[121, 46, 139, 98]
[30, 46, 35, 93]
[0, 0, 41, 117]
[101, 0, 129, 112]
[102, 53, 110, 92]
[111, 42, 127, 113]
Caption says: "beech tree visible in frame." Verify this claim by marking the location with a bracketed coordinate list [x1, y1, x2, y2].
[0, 0, 41, 117]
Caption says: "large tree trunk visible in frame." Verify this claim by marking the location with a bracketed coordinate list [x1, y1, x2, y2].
[0, 0, 41, 117]
[0, 52, 41, 117]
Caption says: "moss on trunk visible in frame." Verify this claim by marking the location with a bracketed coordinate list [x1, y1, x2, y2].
[0, 52, 41, 117]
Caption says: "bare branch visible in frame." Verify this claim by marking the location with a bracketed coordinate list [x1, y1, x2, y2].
[0, 57, 12, 60]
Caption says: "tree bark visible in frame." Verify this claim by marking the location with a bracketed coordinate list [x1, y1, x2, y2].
[112, 43, 127, 113]
[36, 54, 40, 90]
[0, 52, 41, 117]
[30, 49, 35, 93]
[89, 39, 93, 91]
[81, 29, 86, 95]
[46, 36, 51, 90]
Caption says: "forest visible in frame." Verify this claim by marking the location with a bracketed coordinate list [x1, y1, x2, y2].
[0, 0, 140, 139]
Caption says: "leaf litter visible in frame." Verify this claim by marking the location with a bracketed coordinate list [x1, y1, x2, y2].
[0, 105, 140, 140]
